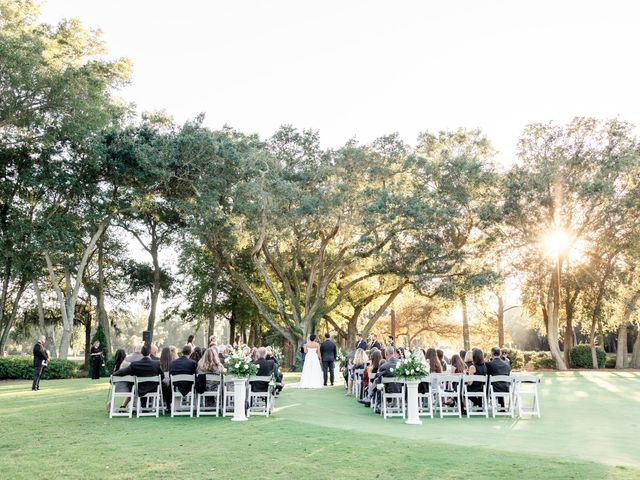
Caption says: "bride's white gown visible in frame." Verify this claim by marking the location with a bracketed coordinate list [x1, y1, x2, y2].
[300, 348, 324, 388]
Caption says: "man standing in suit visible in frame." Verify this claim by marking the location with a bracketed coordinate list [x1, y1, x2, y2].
[368, 333, 382, 351]
[486, 346, 512, 406]
[320, 332, 337, 386]
[113, 344, 162, 397]
[32, 335, 48, 391]
[169, 345, 197, 396]
[355, 333, 367, 351]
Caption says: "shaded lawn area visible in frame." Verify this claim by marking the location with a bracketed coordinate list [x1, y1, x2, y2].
[0, 371, 638, 479]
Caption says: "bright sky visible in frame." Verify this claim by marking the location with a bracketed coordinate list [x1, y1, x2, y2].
[40, 0, 640, 166]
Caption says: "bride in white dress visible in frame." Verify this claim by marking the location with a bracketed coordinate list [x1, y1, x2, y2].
[300, 335, 324, 388]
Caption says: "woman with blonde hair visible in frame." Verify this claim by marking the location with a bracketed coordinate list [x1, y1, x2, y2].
[347, 348, 368, 396]
[197, 347, 225, 399]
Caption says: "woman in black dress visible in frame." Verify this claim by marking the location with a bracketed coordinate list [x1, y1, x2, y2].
[90, 340, 103, 379]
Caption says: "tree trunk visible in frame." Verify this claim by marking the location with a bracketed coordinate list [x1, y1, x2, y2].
[589, 317, 599, 369]
[546, 263, 567, 370]
[0, 262, 11, 353]
[563, 290, 577, 367]
[497, 295, 504, 348]
[390, 308, 396, 340]
[229, 309, 236, 344]
[461, 294, 471, 352]
[207, 272, 219, 339]
[632, 331, 640, 369]
[147, 240, 161, 342]
[97, 238, 111, 355]
[84, 309, 92, 370]
[616, 323, 627, 369]
[34, 280, 57, 358]
[0, 280, 26, 354]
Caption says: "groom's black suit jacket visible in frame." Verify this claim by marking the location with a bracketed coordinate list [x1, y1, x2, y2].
[320, 339, 337, 362]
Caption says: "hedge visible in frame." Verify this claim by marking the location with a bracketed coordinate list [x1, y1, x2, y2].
[569, 344, 606, 368]
[530, 351, 557, 369]
[605, 355, 616, 369]
[0, 356, 79, 380]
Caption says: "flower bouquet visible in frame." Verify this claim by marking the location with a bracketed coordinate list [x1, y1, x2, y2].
[394, 349, 428, 381]
[225, 349, 259, 378]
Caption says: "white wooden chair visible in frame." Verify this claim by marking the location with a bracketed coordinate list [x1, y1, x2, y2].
[462, 374, 489, 418]
[381, 377, 406, 419]
[248, 375, 274, 417]
[135, 375, 162, 417]
[513, 375, 541, 418]
[109, 375, 136, 418]
[196, 374, 222, 417]
[436, 374, 462, 418]
[417, 376, 434, 418]
[489, 375, 515, 418]
[170, 374, 195, 417]
[222, 378, 237, 417]
[352, 368, 365, 400]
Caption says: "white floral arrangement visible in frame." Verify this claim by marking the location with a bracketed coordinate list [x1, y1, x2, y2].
[270, 346, 283, 363]
[225, 349, 259, 378]
[394, 348, 429, 380]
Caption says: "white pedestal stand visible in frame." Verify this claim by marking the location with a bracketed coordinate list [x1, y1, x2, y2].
[405, 380, 422, 425]
[231, 378, 248, 421]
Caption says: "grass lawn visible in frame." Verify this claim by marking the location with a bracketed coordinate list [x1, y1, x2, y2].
[1, 371, 639, 479]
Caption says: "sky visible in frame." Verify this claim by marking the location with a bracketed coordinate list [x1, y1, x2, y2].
[39, 0, 640, 166]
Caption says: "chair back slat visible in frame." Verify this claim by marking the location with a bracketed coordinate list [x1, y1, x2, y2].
[489, 375, 513, 383]
[135, 375, 161, 384]
[171, 374, 195, 382]
[462, 374, 487, 383]
[514, 375, 539, 383]
[111, 375, 135, 383]
[248, 375, 272, 382]
[205, 374, 222, 382]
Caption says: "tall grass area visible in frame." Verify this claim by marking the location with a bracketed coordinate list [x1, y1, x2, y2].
[0, 372, 638, 479]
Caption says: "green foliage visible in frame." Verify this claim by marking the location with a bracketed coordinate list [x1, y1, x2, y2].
[0, 357, 78, 379]
[530, 351, 557, 370]
[569, 345, 606, 368]
[501, 348, 524, 370]
[605, 355, 616, 369]
[90, 325, 109, 360]
[522, 351, 537, 365]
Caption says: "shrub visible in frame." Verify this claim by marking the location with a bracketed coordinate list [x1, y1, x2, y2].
[91, 325, 109, 360]
[605, 355, 616, 369]
[522, 351, 537, 366]
[0, 356, 78, 380]
[569, 344, 606, 368]
[501, 348, 524, 370]
[531, 351, 557, 369]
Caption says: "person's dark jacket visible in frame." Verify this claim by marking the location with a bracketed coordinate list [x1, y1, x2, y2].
[169, 356, 197, 396]
[374, 356, 401, 393]
[355, 339, 367, 351]
[33, 342, 48, 368]
[251, 358, 275, 392]
[369, 340, 382, 351]
[114, 357, 162, 397]
[320, 339, 337, 362]
[486, 357, 511, 392]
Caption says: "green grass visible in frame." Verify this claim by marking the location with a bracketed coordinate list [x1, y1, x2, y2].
[1, 371, 639, 479]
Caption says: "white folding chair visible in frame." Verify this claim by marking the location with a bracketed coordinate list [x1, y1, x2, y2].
[381, 377, 406, 419]
[135, 375, 162, 417]
[222, 378, 238, 417]
[436, 374, 462, 418]
[462, 374, 489, 418]
[109, 375, 136, 418]
[170, 374, 195, 417]
[513, 375, 541, 418]
[489, 375, 515, 418]
[417, 376, 434, 418]
[196, 374, 222, 417]
[248, 375, 274, 417]
[352, 368, 365, 400]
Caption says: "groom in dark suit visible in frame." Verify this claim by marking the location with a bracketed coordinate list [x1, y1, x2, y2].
[320, 333, 337, 386]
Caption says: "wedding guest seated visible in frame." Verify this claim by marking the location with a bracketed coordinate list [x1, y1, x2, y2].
[464, 350, 474, 368]
[169, 345, 178, 359]
[196, 347, 224, 401]
[159, 346, 173, 411]
[347, 348, 367, 396]
[450, 354, 467, 374]
[486, 347, 511, 406]
[126, 344, 143, 364]
[266, 346, 284, 394]
[216, 345, 227, 364]
[170, 345, 197, 396]
[191, 346, 203, 364]
[437, 349, 448, 371]
[500, 349, 512, 365]
[149, 344, 159, 361]
[371, 346, 400, 411]
[113, 344, 162, 399]
[111, 349, 131, 409]
[364, 349, 383, 406]
[421, 348, 442, 394]
[251, 347, 275, 392]
[466, 348, 488, 406]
